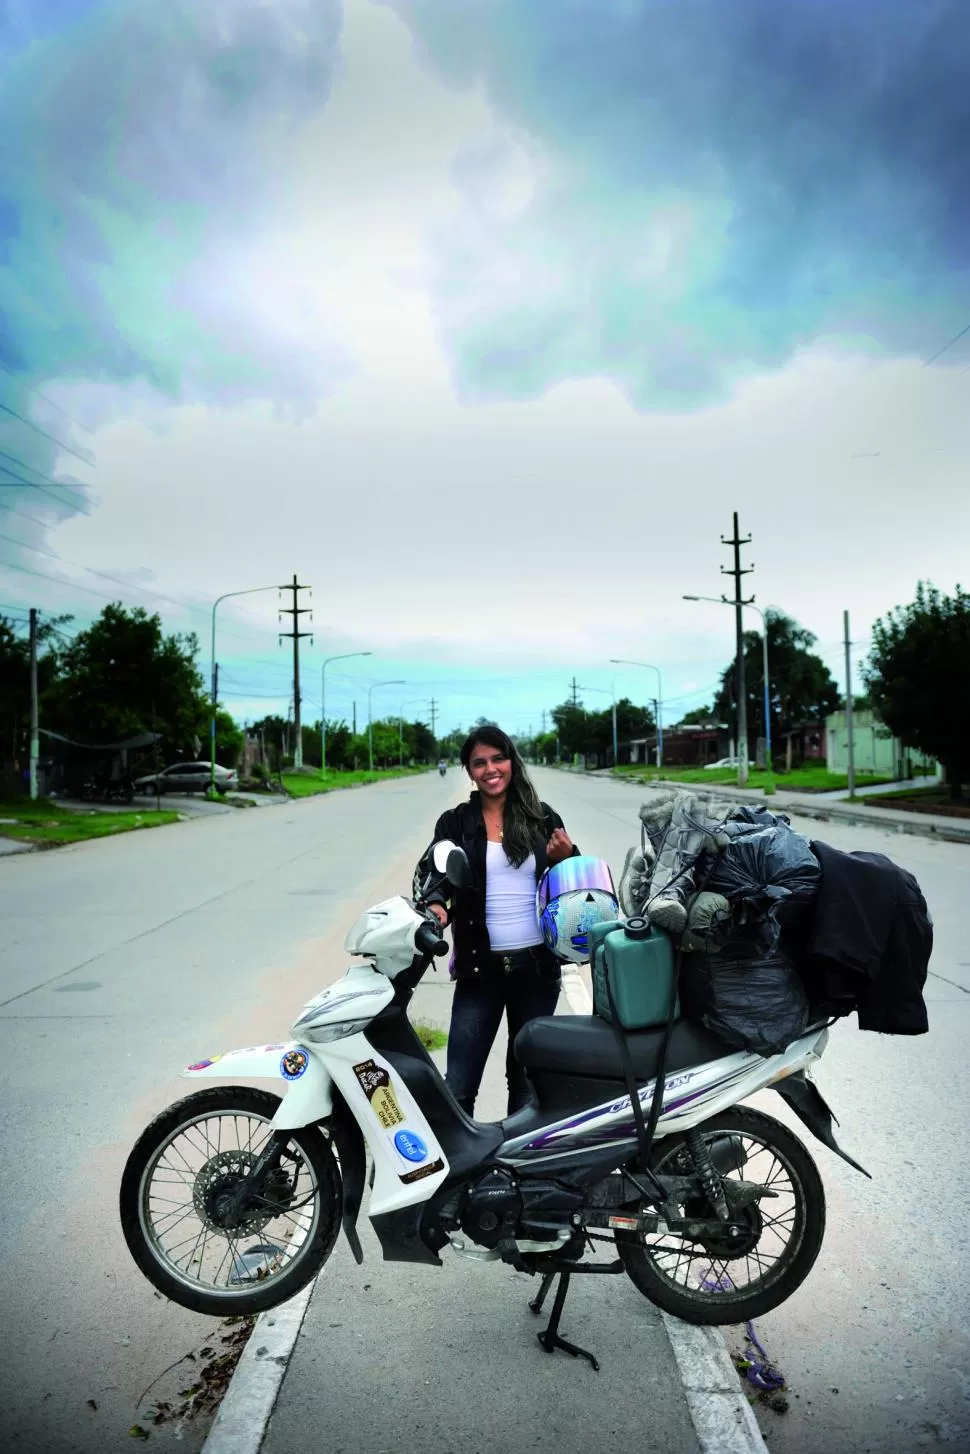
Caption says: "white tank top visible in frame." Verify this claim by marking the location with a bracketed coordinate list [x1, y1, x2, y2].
[485, 842, 542, 951]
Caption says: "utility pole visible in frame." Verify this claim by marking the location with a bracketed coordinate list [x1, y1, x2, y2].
[429, 698, 438, 745]
[278, 575, 312, 769]
[720, 512, 754, 786]
[541, 709, 547, 734]
[570, 678, 580, 707]
[28, 607, 39, 800]
[844, 610, 856, 799]
[352, 701, 357, 735]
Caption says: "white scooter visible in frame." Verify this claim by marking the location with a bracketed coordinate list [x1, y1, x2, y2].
[120, 843, 865, 1367]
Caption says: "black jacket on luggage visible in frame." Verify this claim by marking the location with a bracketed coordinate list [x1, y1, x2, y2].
[798, 841, 932, 1035]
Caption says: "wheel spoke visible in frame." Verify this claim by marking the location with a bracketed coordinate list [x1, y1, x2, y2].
[137, 1102, 325, 1298]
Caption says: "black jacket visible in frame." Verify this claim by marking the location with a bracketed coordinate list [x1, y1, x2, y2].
[798, 841, 932, 1035]
[415, 792, 579, 981]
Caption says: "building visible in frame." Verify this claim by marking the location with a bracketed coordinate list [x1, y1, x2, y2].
[825, 710, 939, 779]
[626, 724, 730, 767]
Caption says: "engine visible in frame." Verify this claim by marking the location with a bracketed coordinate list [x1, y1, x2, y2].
[458, 1169, 522, 1249]
[457, 1169, 586, 1250]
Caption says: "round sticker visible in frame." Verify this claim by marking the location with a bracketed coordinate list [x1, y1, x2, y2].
[280, 1047, 310, 1081]
[393, 1129, 428, 1163]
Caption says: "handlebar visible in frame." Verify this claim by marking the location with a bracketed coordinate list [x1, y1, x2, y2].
[414, 919, 449, 959]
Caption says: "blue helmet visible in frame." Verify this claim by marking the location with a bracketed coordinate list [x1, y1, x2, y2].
[536, 856, 618, 964]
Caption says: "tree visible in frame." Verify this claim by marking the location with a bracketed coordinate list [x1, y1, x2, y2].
[714, 610, 840, 762]
[1, 614, 71, 765]
[550, 697, 653, 762]
[674, 704, 718, 727]
[864, 581, 970, 798]
[45, 603, 209, 758]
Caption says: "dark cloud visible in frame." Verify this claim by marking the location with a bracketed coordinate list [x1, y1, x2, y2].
[384, 0, 970, 406]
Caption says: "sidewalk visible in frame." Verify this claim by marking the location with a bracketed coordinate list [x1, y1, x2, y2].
[585, 770, 970, 843]
[203, 972, 766, 1454]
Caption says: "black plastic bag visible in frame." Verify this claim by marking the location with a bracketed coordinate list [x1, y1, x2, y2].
[701, 819, 821, 948]
[681, 944, 811, 1056]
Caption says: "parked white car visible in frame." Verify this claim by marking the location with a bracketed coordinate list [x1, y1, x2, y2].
[703, 757, 755, 770]
[133, 762, 238, 795]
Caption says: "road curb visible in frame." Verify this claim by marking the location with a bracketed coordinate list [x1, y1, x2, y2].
[201, 1278, 317, 1454]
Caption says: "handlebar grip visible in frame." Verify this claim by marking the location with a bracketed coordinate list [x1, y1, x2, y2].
[414, 921, 447, 958]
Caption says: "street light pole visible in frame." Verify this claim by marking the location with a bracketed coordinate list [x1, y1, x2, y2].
[398, 698, 430, 767]
[210, 586, 278, 794]
[368, 679, 405, 772]
[577, 684, 618, 766]
[320, 652, 372, 775]
[683, 595, 772, 767]
[609, 659, 664, 768]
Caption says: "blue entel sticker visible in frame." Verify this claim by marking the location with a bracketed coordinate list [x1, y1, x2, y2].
[393, 1129, 428, 1163]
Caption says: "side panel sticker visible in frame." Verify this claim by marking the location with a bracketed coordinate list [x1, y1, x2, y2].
[353, 1058, 445, 1184]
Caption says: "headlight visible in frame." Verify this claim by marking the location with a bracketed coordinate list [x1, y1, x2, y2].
[301, 1018, 372, 1044]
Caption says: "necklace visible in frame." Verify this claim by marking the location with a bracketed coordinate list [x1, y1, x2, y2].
[484, 813, 504, 841]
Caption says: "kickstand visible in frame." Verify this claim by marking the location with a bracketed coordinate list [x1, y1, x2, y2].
[528, 1271, 599, 1371]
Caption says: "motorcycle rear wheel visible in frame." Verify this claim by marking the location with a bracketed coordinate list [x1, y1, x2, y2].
[616, 1106, 825, 1325]
[120, 1086, 341, 1317]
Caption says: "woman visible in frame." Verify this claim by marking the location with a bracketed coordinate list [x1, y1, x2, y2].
[415, 724, 578, 1118]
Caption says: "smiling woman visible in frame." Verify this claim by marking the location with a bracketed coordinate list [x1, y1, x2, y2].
[413, 723, 580, 1117]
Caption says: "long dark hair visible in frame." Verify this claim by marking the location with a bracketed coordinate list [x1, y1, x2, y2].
[460, 724, 546, 867]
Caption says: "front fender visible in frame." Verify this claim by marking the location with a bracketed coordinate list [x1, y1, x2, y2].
[183, 1043, 288, 1078]
[182, 1041, 334, 1126]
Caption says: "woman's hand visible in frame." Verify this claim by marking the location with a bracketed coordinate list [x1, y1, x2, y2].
[426, 903, 448, 926]
[546, 827, 575, 866]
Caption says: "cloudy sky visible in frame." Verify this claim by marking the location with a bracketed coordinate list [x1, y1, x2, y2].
[2, 0, 969, 739]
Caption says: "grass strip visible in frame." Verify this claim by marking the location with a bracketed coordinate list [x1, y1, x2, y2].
[0, 798, 180, 847]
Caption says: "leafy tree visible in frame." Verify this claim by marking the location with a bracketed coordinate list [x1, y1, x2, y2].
[864, 581, 970, 798]
[550, 697, 653, 761]
[714, 610, 840, 760]
[1, 614, 71, 764]
[674, 704, 718, 727]
[45, 604, 209, 758]
[437, 726, 465, 761]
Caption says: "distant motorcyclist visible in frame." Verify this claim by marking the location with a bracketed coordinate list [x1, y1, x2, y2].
[438, 758, 448, 776]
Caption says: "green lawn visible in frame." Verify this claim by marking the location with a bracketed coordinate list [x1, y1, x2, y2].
[609, 765, 896, 793]
[280, 766, 430, 798]
[0, 797, 181, 847]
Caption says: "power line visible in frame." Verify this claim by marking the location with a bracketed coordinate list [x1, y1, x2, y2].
[0, 360, 93, 433]
[0, 449, 93, 514]
[0, 398, 95, 468]
[923, 321, 970, 367]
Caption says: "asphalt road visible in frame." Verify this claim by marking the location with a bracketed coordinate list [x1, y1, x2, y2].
[536, 770, 970, 1454]
[0, 768, 964, 1454]
[0, 774, 452, 1454]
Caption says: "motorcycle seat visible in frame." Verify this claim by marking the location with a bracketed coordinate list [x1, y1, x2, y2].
[514, 1013, 737, 1084]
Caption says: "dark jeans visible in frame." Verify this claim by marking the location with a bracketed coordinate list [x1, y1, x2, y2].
[446, 950, 561, 1118]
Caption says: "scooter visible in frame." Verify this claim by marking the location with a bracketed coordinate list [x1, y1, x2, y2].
[119, 842, 865, 1367]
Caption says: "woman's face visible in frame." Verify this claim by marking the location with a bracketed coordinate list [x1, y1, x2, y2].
[467, 740, 513, 800]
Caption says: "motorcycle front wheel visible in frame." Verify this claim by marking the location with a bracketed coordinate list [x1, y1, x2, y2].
[615, 1106, 825, 1325]
[120, 1086, 341, 1317]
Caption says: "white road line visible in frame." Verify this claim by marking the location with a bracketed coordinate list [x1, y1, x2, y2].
[553, 967, 768, 1454]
